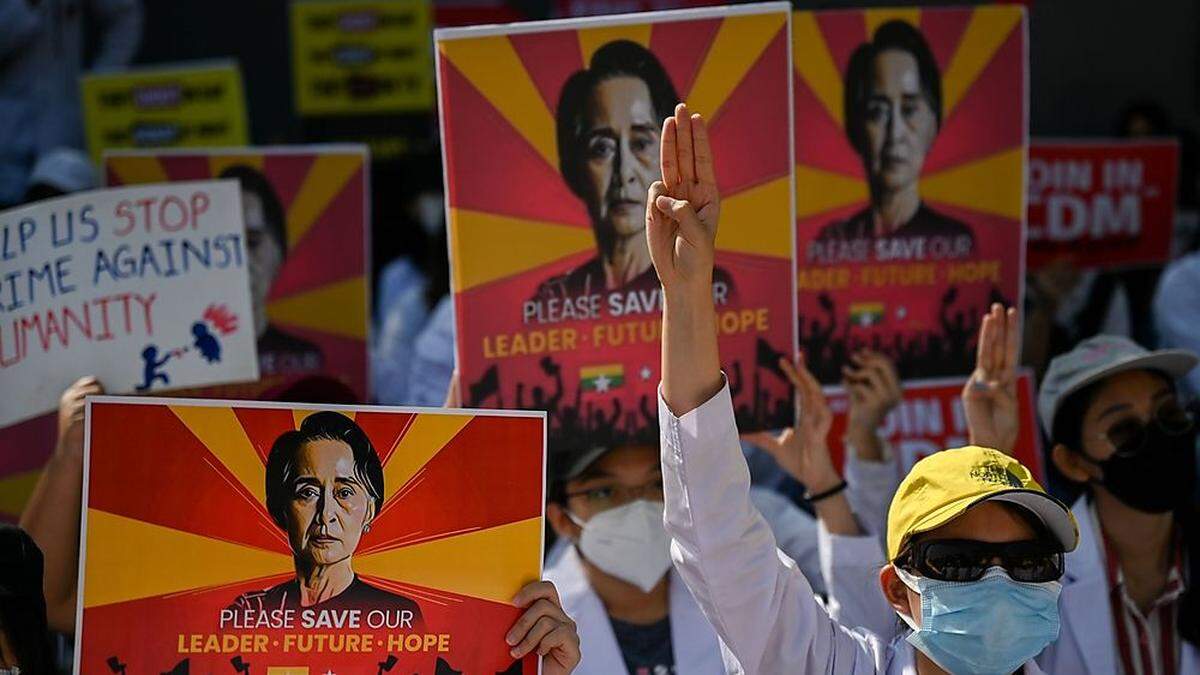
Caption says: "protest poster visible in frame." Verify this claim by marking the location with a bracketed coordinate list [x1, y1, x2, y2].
[437, 3, 797, 448]
[76, 398, 545, 674]
[825, 371, 1043, 481]
[81, 61, 249, 163]
[1028, 139, 1179, 271]
[105, 146, 370, 400]
[0, 181, 257, 430]
[793, 7, 1027, 384]
[291, 0, 436, 115]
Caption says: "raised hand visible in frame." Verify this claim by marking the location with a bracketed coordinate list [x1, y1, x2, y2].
[57, 376, 104, 459]
[653, 103, 724, 415]
[506, 581, 580, 674]
[842, 351, 901, 462]
[646, 103, 720, 295]
[743, 355, 840, 493]
[962, 304, 1020, 454]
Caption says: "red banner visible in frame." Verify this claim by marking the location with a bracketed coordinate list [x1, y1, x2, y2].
[826, 372, 1043, 482]
[1028, 139, 1179, 270]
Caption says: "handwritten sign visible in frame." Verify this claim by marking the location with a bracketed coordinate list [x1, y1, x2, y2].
[1028, 139, 1179, 270]
[105, 146, 370, 400]
[0, 182, 257, 428]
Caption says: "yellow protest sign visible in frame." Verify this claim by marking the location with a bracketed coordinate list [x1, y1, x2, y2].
[291, 0, 435, 115]
[80, 60, 249, 162]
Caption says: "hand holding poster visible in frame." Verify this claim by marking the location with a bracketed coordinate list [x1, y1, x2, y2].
[105, 147, 371, 400]
[0, 182, 257, 428]
[793, 7, 1027, 383]
[81, 61, 249, 162]
[1028, 139, 1179, 270]
[437, 3, 797, 448]
[77, 399, 545, 673]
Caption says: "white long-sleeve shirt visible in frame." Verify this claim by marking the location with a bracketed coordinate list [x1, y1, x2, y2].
[658, 380, 1048, 675]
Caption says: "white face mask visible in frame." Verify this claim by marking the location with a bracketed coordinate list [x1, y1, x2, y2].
[569, 499, 673, 592]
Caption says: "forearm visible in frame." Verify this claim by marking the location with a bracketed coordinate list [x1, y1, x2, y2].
[660, 385, 840, 673]
[661, 285, 722, 416]
[845, 428, 885, 463]
[812, 493, 861, 536]
[19, 446, 84, 633]
[843, 443, 900, 538]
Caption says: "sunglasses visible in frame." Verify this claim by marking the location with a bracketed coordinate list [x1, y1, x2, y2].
[898, 538, 1065, 583]
[1101, 399, 1195, 458]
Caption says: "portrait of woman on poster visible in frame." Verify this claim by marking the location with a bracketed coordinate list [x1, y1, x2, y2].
[229, 412, 421, 619]
[811, 20, 974, 261]
[536, 39, 733, 302]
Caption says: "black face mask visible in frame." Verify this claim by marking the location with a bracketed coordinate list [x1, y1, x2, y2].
[1087, 425, 1198, 513]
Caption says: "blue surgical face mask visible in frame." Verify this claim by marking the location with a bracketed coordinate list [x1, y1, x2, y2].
[895, 566, 1062, 675]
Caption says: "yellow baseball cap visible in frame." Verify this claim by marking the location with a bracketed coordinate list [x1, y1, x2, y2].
[885, 446, 1079, 561]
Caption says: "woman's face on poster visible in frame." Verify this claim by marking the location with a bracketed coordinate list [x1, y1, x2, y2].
[284, 438, 375, 567]
[243, 189, 285, 337]
[578, 76, 661, 239]
[862, 49, 938, 193]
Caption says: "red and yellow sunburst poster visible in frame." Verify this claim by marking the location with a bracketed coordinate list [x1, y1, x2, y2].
[437, 3, 797, 448]
[103, 146, 370, 401]
[793, 7, 1027, 384]
[76, 397, 545, 674]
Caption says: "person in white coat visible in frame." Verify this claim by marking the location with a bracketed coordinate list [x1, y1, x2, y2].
[543, 417, 900, 675]
[1038, 336, 1199, 674]
[646, 102, 1079, 675]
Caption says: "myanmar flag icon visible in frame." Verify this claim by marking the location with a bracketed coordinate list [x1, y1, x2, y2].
[849, 302, 885, 328]
[581, 364, 624, 393]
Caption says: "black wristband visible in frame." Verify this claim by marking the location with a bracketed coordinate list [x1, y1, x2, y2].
[804, 480, 847, 503]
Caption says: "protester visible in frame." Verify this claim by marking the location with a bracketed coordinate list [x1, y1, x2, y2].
[1155, 258, 1200, 394]
[541, 418, 890, 674]
[742, 349, 902, 515]
[404, 293, 457, 406]
[21, 147, 97, 204]
[648, 102, 1076, 674]
[18, 376, 103, 635]
[1037, 335, 1199, 673]
[0, 0, 142, 207]
[815, 304, 1030, 640]
[373, 256, 431, 403]
[0, 525, 55, 674]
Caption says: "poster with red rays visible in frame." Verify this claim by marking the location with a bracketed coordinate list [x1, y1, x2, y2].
[104, 146, 370, 402]
[793, 7, 1027, 384]
[1028, 139, 1179, 271]
[824, 371, 1043, 482]
[77, 397, 545, 674]
[437, 3, 797, 450]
